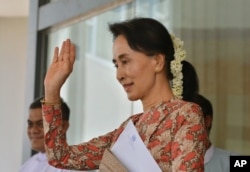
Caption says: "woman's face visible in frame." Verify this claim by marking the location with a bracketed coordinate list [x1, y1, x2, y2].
[112, 35, 158, 101]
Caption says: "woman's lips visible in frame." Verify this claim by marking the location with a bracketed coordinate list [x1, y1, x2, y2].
[123, 83, 133, 92]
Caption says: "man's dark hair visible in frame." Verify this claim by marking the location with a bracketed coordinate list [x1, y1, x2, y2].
[29, 96, 70, 120]
[194, 94, 213, 118]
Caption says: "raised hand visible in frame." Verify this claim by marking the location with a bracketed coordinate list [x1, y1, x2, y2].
[44, 39, 75, 102]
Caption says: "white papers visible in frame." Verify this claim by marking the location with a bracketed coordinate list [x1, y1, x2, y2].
[111, 120, 162, 172]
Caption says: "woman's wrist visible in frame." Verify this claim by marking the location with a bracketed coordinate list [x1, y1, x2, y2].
[40, 98, 61, 105]
[44, 88, 61, 103]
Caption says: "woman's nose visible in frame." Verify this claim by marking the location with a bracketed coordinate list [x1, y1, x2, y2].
[116, 67, 125, 82]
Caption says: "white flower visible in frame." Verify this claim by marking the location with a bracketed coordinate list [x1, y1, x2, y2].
[170, 60, 182, 76]
[170, 34, 186, 99]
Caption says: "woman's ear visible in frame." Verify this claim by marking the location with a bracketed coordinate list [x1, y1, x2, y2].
[153, 54, 165, 72]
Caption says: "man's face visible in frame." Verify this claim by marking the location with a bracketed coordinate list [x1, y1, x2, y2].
[205, 115, 213, 136]
[27, 108, 45, 152]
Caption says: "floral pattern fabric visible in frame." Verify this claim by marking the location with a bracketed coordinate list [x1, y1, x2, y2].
[42, 98, 208, 172]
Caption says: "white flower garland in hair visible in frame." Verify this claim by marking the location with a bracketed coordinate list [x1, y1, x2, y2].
[170, 34, 186, 99]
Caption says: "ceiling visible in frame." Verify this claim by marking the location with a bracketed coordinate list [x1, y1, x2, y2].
[0, 0, 29, 17]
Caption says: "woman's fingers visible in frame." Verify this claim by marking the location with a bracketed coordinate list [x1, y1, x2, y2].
[53, 47, 59, 63]
[69, 43, 75, 64]
[45, 39, 75, 98]
[53, 39, 75, 64]
[64, 39, 70, 54]
[59, 41, 65, 61]
[57, 39, 72, 62]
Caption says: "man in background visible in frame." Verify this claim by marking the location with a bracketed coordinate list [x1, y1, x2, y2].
[194, 94, 236, 172]
[19, 97, 79, 172]
[181, 60, 237, 172]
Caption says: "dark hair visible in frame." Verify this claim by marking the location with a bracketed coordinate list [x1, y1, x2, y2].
[29, 96, 70, 120]
[182, 60, 199, 101]
[194, 94, 213, 118]
[109, 17, 175, 80]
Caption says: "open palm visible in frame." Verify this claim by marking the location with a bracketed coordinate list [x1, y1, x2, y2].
[44, 39, 75, 101]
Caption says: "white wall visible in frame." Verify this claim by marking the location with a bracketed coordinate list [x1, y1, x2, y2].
[0, 17, 28, 172]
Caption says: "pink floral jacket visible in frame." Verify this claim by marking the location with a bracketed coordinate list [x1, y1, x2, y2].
[42, 98, 208, 172]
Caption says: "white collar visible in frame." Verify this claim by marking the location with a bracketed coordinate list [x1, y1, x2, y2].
[36, 152, 47, 162]
[204, 144, 215, 164]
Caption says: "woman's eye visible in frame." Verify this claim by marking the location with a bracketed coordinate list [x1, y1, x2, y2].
[113, 59, 128, 68]
[121, 60, 127, 65]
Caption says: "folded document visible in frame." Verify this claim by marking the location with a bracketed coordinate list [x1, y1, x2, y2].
[110, 120, 162, 172]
